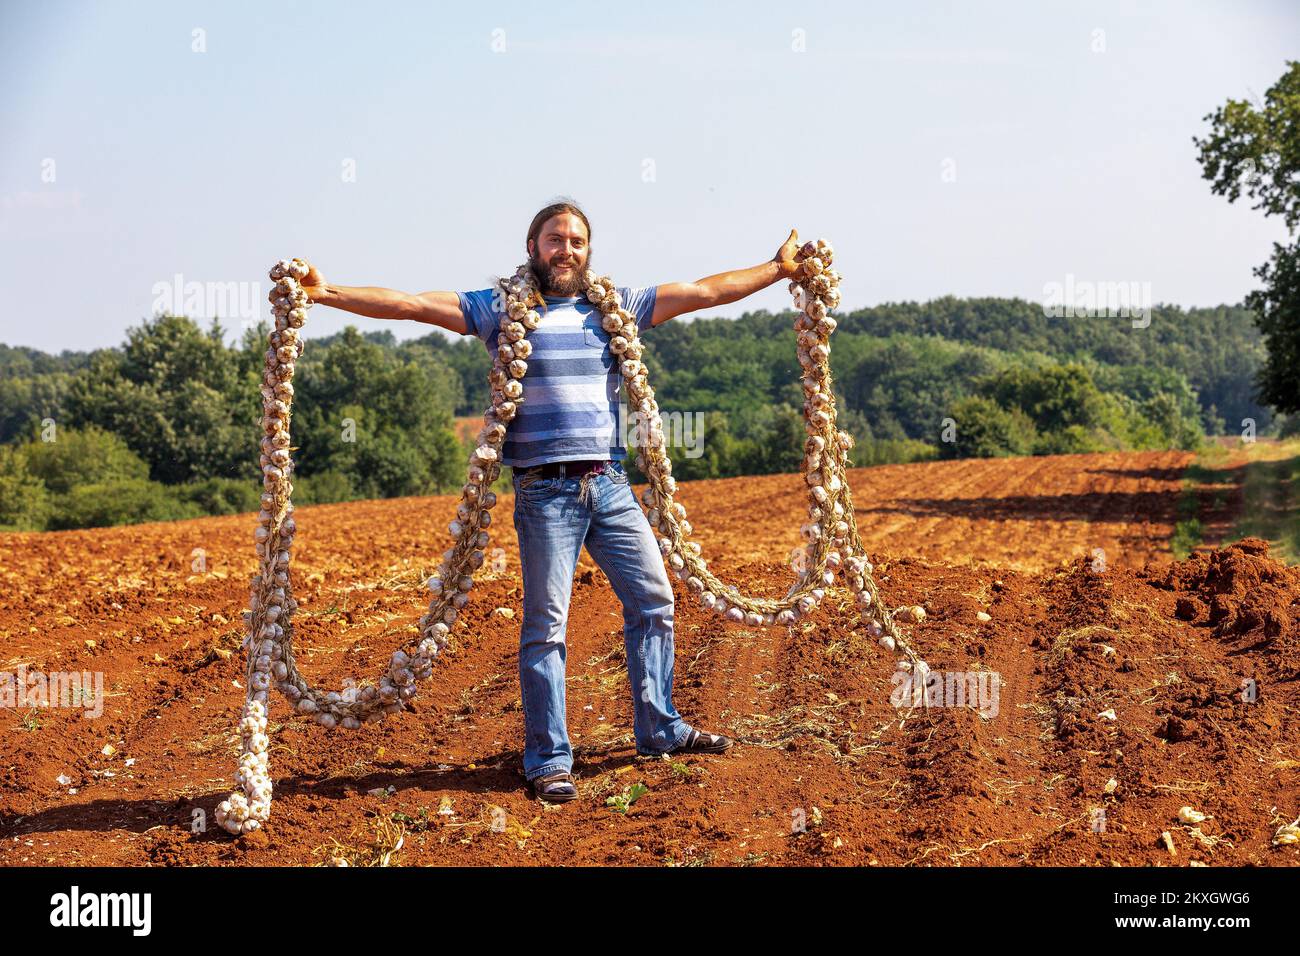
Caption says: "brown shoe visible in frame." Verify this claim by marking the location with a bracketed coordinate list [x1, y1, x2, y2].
[531, 771, 578, 802]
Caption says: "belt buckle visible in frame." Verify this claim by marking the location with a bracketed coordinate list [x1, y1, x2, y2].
[562, 459, 604, 478]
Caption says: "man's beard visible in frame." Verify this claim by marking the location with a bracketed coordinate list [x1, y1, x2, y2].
[531, 251, 590, 296]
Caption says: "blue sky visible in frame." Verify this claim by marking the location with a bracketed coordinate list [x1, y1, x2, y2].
[0, 0, 1294, 352]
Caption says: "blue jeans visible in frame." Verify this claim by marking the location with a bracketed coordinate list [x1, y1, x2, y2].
[511, 458, 692, 780]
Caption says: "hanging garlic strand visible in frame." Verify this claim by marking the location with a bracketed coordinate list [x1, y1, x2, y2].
[216, 245, 926, 837]
[627, 241, 924, 666]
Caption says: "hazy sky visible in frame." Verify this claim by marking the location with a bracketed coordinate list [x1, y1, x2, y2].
[0, 0, 1294, 353]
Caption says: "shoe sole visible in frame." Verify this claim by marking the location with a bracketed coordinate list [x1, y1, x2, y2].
[531, 781, 579, 802]
[637, 741, 734, 757]
[535, 791, 578, 803]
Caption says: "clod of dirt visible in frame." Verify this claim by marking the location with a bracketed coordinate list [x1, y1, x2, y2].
[1159, 715, 1199, 742]
[1161, 538, 1300, 677]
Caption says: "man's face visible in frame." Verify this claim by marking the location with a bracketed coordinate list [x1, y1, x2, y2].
[528, 212, 591, 296]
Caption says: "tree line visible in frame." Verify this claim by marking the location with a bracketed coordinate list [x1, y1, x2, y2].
[0, 293, 1281, 530]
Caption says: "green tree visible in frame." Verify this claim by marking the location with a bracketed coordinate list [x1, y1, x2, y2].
[0, 373, 71, 445]
[64, 316, 259, 483]
[1194, 60, 1300, 414]
[653, 410, 747, 481]
[0, 446, 51, 530]
[941, 396, 1036, 459]
[981, 363, 1107, 434]
[1137, 393, 1204, 450]
[291, 327, 462, 497]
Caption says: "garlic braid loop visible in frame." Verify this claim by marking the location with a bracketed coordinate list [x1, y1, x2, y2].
[218, 256, 509, 835]
[623, 240, 921, 666]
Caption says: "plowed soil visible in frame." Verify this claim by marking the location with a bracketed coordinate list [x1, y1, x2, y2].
[2, 449, 1298, 867]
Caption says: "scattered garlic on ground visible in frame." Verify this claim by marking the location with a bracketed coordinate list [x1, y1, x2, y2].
[895, 605, 926, 624]
[1104, 777, 1118, 794]
[1178, 806, 1209, 825]
[1098, 708, 1117, 721]
[1161, 831, 1177, 856]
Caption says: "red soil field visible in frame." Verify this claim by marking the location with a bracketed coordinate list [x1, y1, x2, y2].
[2, 450, 1297, 866]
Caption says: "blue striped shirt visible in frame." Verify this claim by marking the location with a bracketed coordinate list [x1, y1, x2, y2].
[457, 286, 658, 467]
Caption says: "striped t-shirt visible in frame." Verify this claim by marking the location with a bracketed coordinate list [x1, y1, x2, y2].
[457, 285, 658, 468]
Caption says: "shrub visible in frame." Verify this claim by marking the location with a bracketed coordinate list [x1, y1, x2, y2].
[853, 437, 939, 466]
[293, 469, 356, 505]
[17, 425, 149, 494]
[1032, 424, 1108, 455]
[49, 479, 205, 530]
[178, 476, 262, 515]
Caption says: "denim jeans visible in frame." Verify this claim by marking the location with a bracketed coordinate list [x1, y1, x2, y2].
[511, 458, 692, 780]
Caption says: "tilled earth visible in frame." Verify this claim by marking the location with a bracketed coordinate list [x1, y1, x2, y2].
[2, 450, 1297, 866]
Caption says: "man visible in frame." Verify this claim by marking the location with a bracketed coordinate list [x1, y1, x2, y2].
[302, 200, 803, 801]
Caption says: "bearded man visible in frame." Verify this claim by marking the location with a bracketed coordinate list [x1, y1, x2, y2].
[302, 200, 802, 801]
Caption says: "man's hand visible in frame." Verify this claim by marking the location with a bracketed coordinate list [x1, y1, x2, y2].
[301, 260, 327, 299]
[773, 228, 801, 279]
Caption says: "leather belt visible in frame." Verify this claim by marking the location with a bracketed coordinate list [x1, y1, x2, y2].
[519, 458, 610, 478]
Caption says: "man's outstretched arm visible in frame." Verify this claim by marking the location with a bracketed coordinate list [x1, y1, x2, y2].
[648, 228, 802, 328]
[301, 262, 469, 335]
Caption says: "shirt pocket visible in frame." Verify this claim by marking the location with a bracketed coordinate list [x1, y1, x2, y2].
[583, 326, 605, 349]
